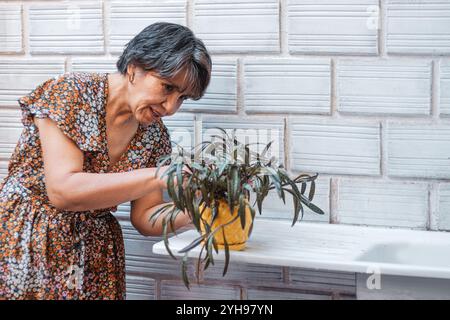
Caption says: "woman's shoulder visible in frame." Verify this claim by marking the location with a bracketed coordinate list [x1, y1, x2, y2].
[64, 72, 108, 109]
[17, 72, 108, 151]
[49, 71, 107, 96]
[19, 72, 107, 104]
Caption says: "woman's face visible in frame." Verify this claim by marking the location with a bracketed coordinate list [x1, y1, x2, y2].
[126, 65, 190, 127]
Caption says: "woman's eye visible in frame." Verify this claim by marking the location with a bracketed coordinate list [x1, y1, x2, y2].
[164, 84, 175, 92]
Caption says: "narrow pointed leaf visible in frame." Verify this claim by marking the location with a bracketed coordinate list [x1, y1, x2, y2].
[238, 194, 246, 230]
[309, 180, 316, 201]
[182, 252, 190, 290]
[162, 218, 177, 260]
[222, 227, 230, 276]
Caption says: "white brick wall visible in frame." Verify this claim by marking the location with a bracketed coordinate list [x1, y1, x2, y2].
[29, 3, 104, 54]
[194, 0, 280, 53]
[244, 58, 331, 114]
[109, 0, 187, 53]
[337, 59, 432, 115]
[1, 0, 449, 300]
[386, 0, 450, 55]
[290, 118, 381, 175]
[0, 5, 22, 53]
[287, 0, 379, 54]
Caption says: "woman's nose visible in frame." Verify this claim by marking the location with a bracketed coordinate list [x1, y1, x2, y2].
[162, 96, 182, 115]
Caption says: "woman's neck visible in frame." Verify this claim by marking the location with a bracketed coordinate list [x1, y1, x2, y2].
[106, 72, 137, 128]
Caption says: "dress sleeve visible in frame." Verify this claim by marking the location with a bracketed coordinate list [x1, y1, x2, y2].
[17, 73, 102, 152]
[147, 119, 173, 168]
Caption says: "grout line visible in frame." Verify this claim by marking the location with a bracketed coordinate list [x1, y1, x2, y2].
[283, 266, 290, 283]
[432, 59, 440, 120]
[279, 0, 288, 56]
[186, 0, 194, 29]
[331, 58, 337, 118]
[429, 183, 439, 231]
[380, 120, 386, 177]
[155, 279, 161, 300]
[284, 116, 290, 171]
[240, 286, 247, 300]
[208, 53, 450, 59]
[194, 114, 202, 161]
[22, 1, 30, 56]
[379, 0, 386, 57]
[65, 56, 72, 73]
[103, 0, 110, 56]
[236, 57, 244, 115]
[330, 178, 338, 224]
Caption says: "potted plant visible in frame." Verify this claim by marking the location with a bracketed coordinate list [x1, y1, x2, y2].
[152, 128, 325, 288]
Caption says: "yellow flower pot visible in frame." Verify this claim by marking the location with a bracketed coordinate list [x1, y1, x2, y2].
[199, 198, 253, 251]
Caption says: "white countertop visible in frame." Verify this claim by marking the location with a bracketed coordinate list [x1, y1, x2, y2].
[153, 219, 450, 280]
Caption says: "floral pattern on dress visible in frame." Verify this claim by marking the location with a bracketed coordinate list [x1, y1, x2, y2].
[0, 72, 173, 300]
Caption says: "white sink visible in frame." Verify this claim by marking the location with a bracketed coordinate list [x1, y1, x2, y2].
[356, 242, 450, 268]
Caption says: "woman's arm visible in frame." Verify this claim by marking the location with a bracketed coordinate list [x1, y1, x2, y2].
[131, 187, 193, 236]
[35, 117, 167, 212]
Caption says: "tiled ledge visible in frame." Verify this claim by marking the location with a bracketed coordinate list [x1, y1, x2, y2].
[153, 219, 450, 280]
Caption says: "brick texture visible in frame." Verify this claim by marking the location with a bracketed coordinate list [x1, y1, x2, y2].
[1, 0, 448, 300]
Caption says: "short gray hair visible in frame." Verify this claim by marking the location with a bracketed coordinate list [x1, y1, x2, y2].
[117, 22, 212, 100]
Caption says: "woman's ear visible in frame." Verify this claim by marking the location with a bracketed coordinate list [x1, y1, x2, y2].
[126, 64, 136, 84]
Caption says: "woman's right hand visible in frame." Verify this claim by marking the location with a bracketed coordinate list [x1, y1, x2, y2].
[155, 165, 192, 190]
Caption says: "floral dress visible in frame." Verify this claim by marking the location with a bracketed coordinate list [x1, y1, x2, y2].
[0, 72, 172, 300]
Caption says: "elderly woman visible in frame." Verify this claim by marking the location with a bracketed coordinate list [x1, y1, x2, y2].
[0, 22, 212, 300]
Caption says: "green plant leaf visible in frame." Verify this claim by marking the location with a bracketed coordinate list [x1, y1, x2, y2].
[168, 206, 179, 236]
[304, 200, 325, 215]
[190, 162, 205, 172]
[301, 182, 306, 194]
[222, 227, 230, 276]
[217, 160, 229, 177]
[256, 192, 263, 215]
[282, 188, 303, 226]
[211, 127, 229, 138]
[182, 252, 190, 290]
[247, 205, 256, 237]
[232, 166, 239, 201]
[167, 174, 180, 209]
[309, 180, 316, 201]
[178, 234, 206, 254]
[226, 168, 233, 214]
[238, 193, 246, 230]
[261, 140, 273, 159]
[176, 162, 184, 205]
[242, 183, 253, 201]
[162, 218, 177, 260]
[212, 235, 219, 254]
[212, 199, 219, 222]
[298, 192, 325, 215]
[264, 167, 285, 204]
[244, 144, 250, 166]
[206, 234, 215, 266]
[204, 255, 211, 271]
[149, 203, 174, 227]
[294, 173, 319, 184]
[196, 243, 206, 284]
[191, 197, 201, 230]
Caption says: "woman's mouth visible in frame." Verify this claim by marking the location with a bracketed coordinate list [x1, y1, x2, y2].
[149, 107, 161, 119]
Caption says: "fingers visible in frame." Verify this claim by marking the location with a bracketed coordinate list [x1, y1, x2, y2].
[157, 164, 193, 191]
